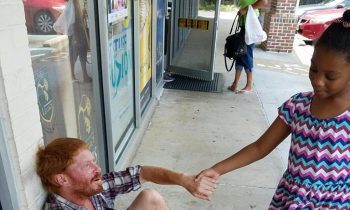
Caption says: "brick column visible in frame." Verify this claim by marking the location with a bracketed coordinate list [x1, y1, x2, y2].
[261, 0, 298, 53]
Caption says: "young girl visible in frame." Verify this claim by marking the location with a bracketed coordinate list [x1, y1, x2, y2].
[198, 9, 350, 209]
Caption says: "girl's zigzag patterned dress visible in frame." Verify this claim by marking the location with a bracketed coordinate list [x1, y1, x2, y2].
[269, 92, 350, 210]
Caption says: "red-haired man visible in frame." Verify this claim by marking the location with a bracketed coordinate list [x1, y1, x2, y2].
[36, 138, 217, 210]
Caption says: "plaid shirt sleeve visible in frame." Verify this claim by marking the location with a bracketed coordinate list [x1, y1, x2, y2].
[101, 165, 142, 201]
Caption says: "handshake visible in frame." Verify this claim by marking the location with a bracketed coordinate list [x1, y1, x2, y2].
[182, 167, 221, 201]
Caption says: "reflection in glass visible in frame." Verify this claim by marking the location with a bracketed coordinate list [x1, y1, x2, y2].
[24, 0, 99, 159]
[23, 0, 66, 35]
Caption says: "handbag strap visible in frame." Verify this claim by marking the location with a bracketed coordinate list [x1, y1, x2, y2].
[224, 55, 235, 72]
[229, 13, 239, 34]
[235, 15, 244, 34]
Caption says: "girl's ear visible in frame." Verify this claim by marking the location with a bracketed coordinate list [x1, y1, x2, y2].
[53, 174, 68, 186]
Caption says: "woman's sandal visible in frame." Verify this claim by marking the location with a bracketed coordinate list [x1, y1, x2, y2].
[236, 89, 252, 94]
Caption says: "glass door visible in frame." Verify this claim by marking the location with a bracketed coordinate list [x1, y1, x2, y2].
[169, 0, 221, 81]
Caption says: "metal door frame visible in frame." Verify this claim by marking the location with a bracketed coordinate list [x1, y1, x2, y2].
[86, 0, 109, 173]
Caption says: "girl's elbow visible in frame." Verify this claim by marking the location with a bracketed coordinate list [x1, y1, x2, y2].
[255, 141, 272, 159]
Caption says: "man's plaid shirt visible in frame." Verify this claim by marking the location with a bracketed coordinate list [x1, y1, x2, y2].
[43, 165, 141, 210]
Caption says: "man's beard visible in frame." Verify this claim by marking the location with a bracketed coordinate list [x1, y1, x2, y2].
[75, 173, 103, 197]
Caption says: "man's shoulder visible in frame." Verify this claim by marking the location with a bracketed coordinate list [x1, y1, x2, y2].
[43, 193, 83, 210]
[42, 194, 63, 210]
[43, 202, 62, 210]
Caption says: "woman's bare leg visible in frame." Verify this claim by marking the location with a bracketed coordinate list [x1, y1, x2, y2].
[229, 69, 243, 91]
[242, 71, 253, 91]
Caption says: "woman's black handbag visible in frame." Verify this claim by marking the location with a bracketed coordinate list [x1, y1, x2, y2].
[224, 14, 247, 72]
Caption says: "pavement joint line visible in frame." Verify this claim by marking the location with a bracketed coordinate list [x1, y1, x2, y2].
[253, 83, 271, 125]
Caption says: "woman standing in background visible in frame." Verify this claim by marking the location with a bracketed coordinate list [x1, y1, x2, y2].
[228, 0, 267, 94]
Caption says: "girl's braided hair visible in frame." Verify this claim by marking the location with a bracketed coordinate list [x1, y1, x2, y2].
[315, 9, 350, 62]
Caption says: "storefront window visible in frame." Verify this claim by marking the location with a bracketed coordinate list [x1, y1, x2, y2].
[106, 0, 135, 162]
[23, 0, 102, 160]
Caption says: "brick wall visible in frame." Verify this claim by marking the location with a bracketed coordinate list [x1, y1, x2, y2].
[0, 0, 46, 209]
[261, 0, 298, 53]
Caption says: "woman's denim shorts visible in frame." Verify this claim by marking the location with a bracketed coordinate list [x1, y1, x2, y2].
[235, 43, 255, 72]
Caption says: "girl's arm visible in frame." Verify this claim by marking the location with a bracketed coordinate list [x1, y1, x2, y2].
[198, 117, 290, 178]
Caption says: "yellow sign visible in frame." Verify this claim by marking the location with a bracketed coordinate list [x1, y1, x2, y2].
[139, 0, 152, 91]
[191, 19, 198, 28]
[178, 18, 209, 30]
[186, 19, 192, 27]
[178, 18, 186, 28]
[197, 20, 209, 30]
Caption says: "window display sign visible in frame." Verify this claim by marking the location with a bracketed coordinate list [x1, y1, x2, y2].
[108, 0, 128, 24]
[106, 1, 135, 151]
[139, 0, 152, 91]
[77, 95, 94, 146]
[33, 64, 67, 140]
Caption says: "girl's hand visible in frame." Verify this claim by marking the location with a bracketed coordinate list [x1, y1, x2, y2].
[196, 168, 220, 181]
[182, 174, 218, 201]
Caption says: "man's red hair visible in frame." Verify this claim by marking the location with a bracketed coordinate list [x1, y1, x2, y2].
[36, 138, 88, 193]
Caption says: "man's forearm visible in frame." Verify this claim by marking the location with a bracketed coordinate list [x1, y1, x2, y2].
[140, 165, 217, 200]
[140, 166, 186, 186]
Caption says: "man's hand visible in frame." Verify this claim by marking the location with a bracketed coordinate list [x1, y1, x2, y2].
[182, 174, 217, 201]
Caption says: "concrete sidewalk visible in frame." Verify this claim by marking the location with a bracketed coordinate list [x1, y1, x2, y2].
[117, 13, 312, 210]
